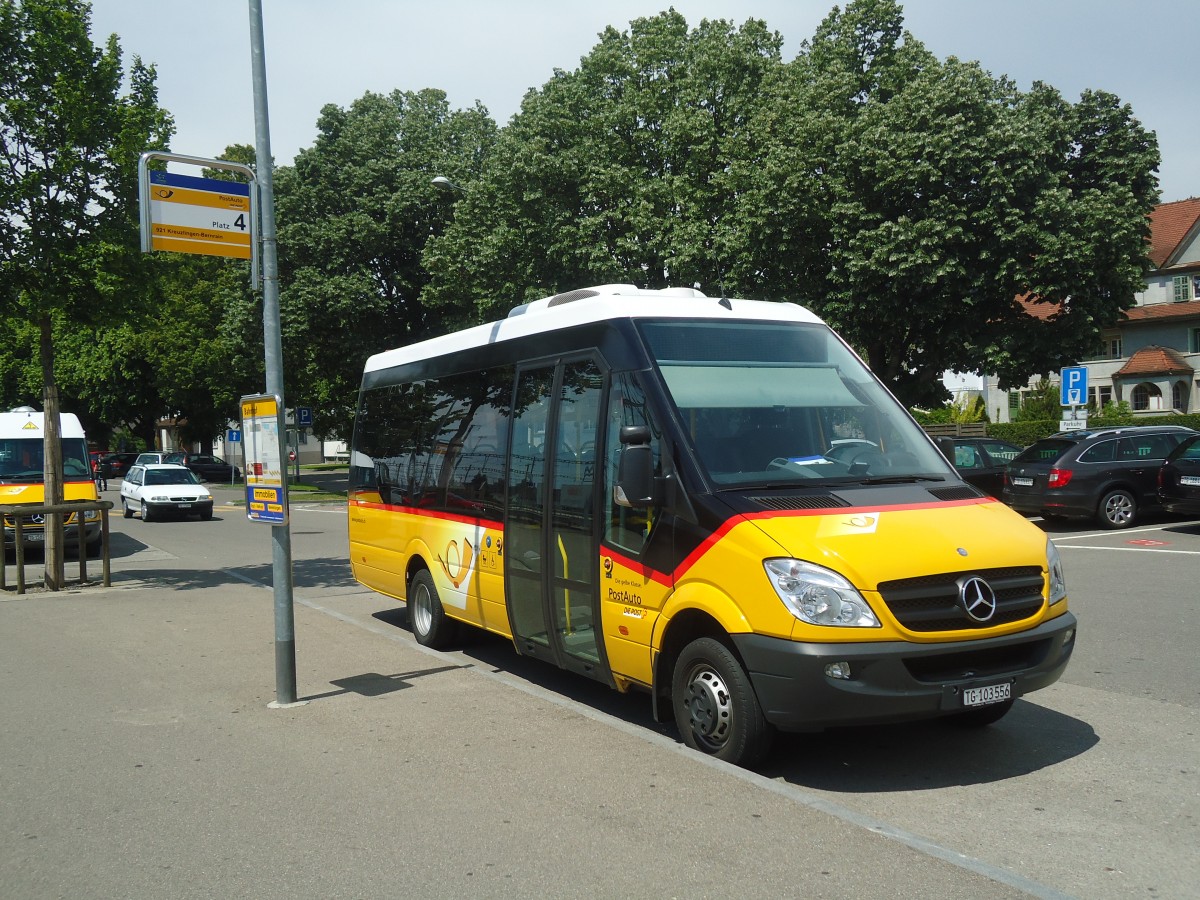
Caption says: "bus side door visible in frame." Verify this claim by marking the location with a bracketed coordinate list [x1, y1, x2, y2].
[504, 357, 612, 685]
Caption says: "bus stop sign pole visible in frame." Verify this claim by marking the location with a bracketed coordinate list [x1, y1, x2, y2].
[249, 0, 299, 707]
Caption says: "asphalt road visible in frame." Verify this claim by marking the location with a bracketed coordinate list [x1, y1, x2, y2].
[3, 490, 1198, 899]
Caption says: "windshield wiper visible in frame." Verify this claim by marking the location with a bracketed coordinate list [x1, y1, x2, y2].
[850, 474, 947, 485]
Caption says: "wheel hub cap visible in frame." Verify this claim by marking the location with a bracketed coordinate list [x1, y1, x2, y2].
[412, 585, 432, 634]
[684, 667, 732, 746]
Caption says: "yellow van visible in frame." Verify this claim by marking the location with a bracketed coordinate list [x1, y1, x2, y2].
[348, 285, 1075, 766]
[1, 407, 101, 553]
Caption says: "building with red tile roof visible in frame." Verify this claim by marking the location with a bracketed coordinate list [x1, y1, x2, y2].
[1114, 345, 1194, 378]
[983, 199, 1200, 421]
[1148, 198, 1200, 269]
[1085, 198, 1200, 415]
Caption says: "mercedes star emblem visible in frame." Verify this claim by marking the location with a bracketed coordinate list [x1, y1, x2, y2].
[959, 576, 998, 622]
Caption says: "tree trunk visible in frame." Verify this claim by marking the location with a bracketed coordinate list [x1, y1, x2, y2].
[40, 315, 64, 591]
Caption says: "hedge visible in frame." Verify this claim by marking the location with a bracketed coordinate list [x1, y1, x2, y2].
[985, 413, 1200, 447]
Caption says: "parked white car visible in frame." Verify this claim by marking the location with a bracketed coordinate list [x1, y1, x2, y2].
[120, 464, 214, 521]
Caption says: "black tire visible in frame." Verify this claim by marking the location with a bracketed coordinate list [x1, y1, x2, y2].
[141, 503, 153, 522]
[408, 569, 457, 649]
[1098, 488, 1136, 529]
[122, 498, 133, 519]
[947, 698, 1014, 727]
[671, 637, 773, 767]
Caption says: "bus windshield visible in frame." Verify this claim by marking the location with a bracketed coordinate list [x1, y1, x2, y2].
[0, 437, 93, 484]
[639, 320, 952, 488]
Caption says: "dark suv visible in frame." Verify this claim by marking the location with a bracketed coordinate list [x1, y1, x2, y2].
[1158, 433, 1200, 517]
[1002, 425, 1197, 529]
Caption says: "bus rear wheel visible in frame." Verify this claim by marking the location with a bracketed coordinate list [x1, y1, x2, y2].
[671, 637, 773, 767]
[408, 569, 457, 649]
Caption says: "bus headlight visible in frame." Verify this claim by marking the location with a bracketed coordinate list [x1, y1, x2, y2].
[763, 559, 880, 627]
[1047, 538, 1067, 605]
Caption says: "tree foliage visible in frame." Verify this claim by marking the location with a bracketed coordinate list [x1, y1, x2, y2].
[273, 89, 497, 439]
[0, 0, 170, 586]
[424, 1, 1158, 408]
[0, 0, 171, 322]
[422, 10, 785, 320]
[1011, 378, 1060, 422]
[1, 0, 1165, 461]
[738, 0, 1159, 405]
[1, 246, 258, 451]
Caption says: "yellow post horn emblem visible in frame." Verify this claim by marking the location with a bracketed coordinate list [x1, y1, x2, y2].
[438, 538, 475, 589]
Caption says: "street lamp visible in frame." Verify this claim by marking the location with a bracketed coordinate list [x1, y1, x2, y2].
[431, 175, 466, 195]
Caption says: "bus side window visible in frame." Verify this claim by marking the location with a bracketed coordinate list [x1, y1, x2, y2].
[436, 367, 513, 520]
[351, 381, 433, 504]
[604, 374, 661, 555]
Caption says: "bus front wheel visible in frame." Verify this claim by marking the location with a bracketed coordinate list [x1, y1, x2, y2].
[408, 570, 457, 649]
[671, 637, 773, 767]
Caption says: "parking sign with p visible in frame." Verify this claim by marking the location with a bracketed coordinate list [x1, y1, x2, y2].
[1060, 366, 1088, 407]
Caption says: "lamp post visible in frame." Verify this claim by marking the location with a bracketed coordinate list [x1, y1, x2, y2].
[431, 175, 466, 195]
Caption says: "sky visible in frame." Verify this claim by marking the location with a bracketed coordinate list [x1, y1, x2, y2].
[89, 0, 1198, 203]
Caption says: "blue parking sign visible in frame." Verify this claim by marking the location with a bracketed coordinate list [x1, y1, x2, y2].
[1060, 366, 1088, 407]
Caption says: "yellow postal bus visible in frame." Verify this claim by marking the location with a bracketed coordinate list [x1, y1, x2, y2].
[348, 285, 1075, 766]
[1, 407, 101, 553]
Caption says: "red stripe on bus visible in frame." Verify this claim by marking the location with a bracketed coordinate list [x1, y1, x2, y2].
[739, 496, 996, 522]
[349, 497, 504, 530]
[351, 494, 997, 586]
[601, 545, 673, 587]
[669, 497, 997, 581]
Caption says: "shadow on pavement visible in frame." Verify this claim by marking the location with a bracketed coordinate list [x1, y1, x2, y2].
[761, 701, 1098, 790]
[301, 665, 466, 702]
[370, 603, 1098, 788]
[371, 605, 670, 736]
[1163, 520, 1200, 536]
[227, 556, 358, 592]
[1034, 511, 1197, 534]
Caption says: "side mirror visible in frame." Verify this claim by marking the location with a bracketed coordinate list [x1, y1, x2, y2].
[615, 425, 654, 508]
[934, 436, 956, 466]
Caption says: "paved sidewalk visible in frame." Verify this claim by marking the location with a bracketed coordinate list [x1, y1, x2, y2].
[0, 572, 1031, 899]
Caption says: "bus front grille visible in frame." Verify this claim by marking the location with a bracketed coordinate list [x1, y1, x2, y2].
[877, 566, 1044, 632]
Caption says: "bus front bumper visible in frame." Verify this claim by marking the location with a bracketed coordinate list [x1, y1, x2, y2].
[731, 612, 1076, 732]
[4, 522, 101, 550]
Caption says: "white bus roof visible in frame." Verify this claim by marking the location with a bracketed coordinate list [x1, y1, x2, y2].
[0, 410, 87, 440]
[363, 284, 825, 374]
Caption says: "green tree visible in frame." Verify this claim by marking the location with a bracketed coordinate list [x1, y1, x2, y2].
[422, 10, 784, 320]
[274, 89, 497, 440]
[740, 0, 1159, 406]
[910, 394, 986, 425]
[0, 0, 171, 586]
[1093, 399, 1133, 424]
[46, 145, 261, 452]
[1012, 378, 1060, 422]
[950, 395, 986, 424]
